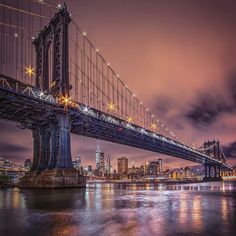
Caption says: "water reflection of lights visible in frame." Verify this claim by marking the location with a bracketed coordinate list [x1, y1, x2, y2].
[157, 183, 165, 191]
[0, 188, 26, 209]
[221, 197, 228, 222]
[179, 194, 188, 223]
[192, 196, 203, 231]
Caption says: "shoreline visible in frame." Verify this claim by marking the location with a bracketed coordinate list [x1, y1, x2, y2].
[1, 179, 235, 189]
[86, 179, 230, 185]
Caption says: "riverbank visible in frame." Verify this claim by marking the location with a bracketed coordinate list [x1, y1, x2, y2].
[87, 179, 203, 184]
[87, 178, 236, 185]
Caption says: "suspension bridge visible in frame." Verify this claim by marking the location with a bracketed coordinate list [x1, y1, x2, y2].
[0, 1, 232, 187]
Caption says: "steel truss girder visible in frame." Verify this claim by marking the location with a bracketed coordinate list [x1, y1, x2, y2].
[0, 77, 232, 171]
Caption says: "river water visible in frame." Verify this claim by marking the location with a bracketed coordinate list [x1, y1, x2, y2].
[0, 181, 235, 236]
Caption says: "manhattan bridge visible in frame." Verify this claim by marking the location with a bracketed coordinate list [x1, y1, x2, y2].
[0, 0, 232, 187]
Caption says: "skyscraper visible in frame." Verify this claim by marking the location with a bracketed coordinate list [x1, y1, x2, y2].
[158, 158, 163, 173]
[96, 142, 105, 176]
[105, 155, 111, 174]
[148, 159, 163, 176]
[117, 156, 128, 174]
[73, 156, 81, 170]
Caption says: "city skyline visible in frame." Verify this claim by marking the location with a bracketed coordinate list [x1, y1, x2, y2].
[0, 0, 236, 168]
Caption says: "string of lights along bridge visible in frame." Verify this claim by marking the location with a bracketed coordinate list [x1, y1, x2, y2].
[0, 0, 232, 185]
[0, 0, 188, 145]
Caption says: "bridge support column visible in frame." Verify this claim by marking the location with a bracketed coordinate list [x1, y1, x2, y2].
[20, 117, 86, 188]
[31, 128, 40, 171]
[203, 163, 222, 181]
[47, 123, 58, 169]
[37, 125, 50, 171]
[56, 114, 73, 168]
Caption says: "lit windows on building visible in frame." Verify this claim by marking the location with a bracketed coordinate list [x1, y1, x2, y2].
[117, 157, 128, 175]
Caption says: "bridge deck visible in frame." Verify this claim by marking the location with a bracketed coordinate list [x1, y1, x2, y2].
[0, 75, 232, 171]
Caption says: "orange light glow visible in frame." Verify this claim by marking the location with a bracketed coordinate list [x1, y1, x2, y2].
[25, 66, 35, 77]
[107, 102, 116, 112]
[127, 116, 134, 123]
[151, 122, 157, 130]
[58, 95, 78, 108]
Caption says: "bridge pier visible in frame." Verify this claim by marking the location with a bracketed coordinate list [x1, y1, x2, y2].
[37, 125, 50, 172]
[20, 114, 86, 188]
[203, 163, 222, 181]
[31, 128, 40, 171]
[47, 123, 58, 169]
[56, 114, 73, 168]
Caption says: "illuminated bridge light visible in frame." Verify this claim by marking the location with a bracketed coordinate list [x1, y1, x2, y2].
[151, 122, 157, 130]
[59, 95, 72, 106]
[107, 102, 116, 112]
[127, 116, 134, 123]
[83, 106, 90, 112]
[58, 95, 78, 108]
[140, 128, 147, 134]
[25, 66, 35, 77]
[152, 133, 158, 138]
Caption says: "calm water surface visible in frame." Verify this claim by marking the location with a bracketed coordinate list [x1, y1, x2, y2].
[0, 182, 236, 236]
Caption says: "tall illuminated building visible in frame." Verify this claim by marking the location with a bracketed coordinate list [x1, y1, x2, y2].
[117, 157, 128, 174]
[73, 156, 81, 170]
[105, 155, 112, 174]
[96, 142, 105, 176]
[148, 159, 163, 175]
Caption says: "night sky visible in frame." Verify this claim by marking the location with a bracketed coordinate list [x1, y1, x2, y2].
[0, 0, 236, 169]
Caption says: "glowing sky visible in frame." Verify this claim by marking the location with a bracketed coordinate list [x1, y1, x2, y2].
[0, 0, 236, 169]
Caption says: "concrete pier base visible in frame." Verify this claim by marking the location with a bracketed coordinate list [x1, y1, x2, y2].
[20, 168, 86, 188]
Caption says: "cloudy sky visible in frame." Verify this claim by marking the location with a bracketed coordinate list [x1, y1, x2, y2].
[0, 0, 236, 169]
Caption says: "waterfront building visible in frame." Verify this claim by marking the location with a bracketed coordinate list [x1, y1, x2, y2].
[221, 166, 236, 178]
[128, 167, 140, 175]
[148, 159, 163, 176]
[0, 157, 4, 168]
[24, 159, 32, 170]
[117, 157, 128, 174]
[73, 156, 82, 170]
[184, 167, 191, 178]
[144, 161, 149, 174]
[170, 166, 201, 180]
[0, 157, 12, 170]
[88, 165, 92, 172]
[127, 166, 140, 179]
